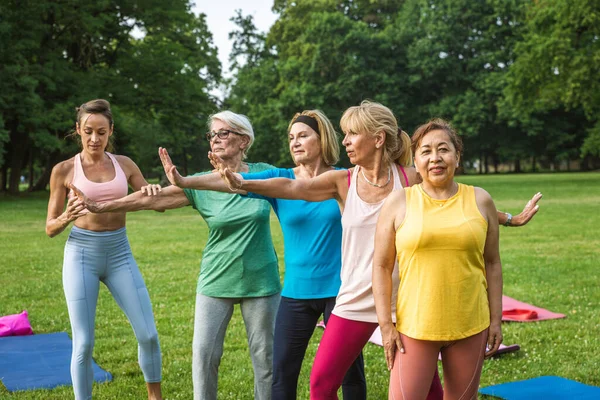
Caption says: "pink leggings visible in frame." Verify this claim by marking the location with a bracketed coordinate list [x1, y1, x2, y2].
[389, 330, 488, 400]
[310, 314, 443, 400]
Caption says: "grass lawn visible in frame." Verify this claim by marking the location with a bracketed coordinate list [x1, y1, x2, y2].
[0, 172, 599, 399]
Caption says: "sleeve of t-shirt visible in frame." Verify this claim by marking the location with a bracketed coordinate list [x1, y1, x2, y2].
[239, 168, 280, 207]
[182, 171, 210, 210]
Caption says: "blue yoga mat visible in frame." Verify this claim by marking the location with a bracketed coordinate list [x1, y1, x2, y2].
[0, 332, 112, 392]
[480, 376, 600, 400]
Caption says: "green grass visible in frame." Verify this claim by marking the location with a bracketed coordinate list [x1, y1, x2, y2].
[0, 172, 599, 399]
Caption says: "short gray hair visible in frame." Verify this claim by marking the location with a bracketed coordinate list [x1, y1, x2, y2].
[208, 110, 255, 159]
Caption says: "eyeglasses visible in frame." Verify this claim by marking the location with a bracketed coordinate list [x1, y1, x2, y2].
[205, 129, 242, 141]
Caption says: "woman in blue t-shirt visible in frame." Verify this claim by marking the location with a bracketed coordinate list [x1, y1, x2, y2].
[159, 110, 366, 400]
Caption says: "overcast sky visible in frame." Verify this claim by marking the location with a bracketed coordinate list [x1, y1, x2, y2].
[193, 1, 278, 80]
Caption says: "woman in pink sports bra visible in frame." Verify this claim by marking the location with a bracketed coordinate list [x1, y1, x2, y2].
[209, 100, 541, 399]
[46, 99, 163, 400]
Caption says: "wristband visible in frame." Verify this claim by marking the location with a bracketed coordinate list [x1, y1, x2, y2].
[504, 212, 513, 226]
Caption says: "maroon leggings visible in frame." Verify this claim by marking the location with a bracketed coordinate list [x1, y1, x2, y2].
[389, 330, 488, 400]
[310, 314, 443, 400]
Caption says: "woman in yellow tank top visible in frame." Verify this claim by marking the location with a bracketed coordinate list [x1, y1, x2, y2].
[373, 118, 502, 400]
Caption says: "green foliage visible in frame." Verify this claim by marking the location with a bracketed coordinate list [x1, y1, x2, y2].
[504, 0, 600, 157]
[0, 0, 221, 192]
[225, 0, 597, 170]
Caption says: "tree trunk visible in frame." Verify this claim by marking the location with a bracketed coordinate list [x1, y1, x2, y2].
[479, 153, 483, 174]
[28, 150, 34, 190]
[484, 153, 489, 174]
[0, 164, 6, 191]
[514, 159, 521, 173]
[532, 156, 537, 172]
[182, 149, 189, 176]
[8, 129, 30, 195]
[31, 151, 63, 191]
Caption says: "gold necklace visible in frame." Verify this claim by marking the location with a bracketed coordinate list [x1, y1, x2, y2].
[361, 167, 391, 188]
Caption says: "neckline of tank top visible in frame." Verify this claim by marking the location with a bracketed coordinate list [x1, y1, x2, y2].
[418, 182, 461, 206]
[352, 165, 399, 206]
[77, 152, 119, 185]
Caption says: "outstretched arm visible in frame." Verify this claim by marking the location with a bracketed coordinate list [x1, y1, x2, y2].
[210, 151, 346, 202]
[70, 184, 189, 213]
[497, 192, 542, 227]
[157, 147, 238, 194]
[161, 148, 345, 202]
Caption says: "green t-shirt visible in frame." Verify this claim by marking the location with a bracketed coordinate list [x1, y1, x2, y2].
[183, 163, 281, 297]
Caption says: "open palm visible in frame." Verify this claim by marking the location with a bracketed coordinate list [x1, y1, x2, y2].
[158, 147, 185, 187]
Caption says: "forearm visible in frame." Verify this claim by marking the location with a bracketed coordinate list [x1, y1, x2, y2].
[180, 173, 244, 194]
[486, 262, 503, 324]
[242, 177, 334, 202]
[372, 265, 395, 326]
[46, 214, 72, 238]
[97, 190, 187, 212]
[496, 210, 509, 226]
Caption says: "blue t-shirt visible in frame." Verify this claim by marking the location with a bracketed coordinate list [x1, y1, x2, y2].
[241, 168, 343, 299]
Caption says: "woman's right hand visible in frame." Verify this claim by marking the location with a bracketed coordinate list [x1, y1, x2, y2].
[380, 323, 404, 371]
[208, 151, 244, 192]
[158, 147, 186, 187]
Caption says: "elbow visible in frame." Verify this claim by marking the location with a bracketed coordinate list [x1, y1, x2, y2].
[46, 226, 56, 238]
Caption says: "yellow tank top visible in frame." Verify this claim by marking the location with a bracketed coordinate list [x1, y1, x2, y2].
[395, 183, 489, 341]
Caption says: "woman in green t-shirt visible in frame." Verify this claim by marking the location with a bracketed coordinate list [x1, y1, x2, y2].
[71, 111, 280, 400]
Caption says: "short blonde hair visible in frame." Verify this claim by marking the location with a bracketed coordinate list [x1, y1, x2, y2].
[208, 111, 255, 159]
[340, 100, 412, 167]
[287, 110, 340, 166]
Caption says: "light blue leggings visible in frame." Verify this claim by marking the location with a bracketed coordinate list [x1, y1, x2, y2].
[63, 226, 161, 400]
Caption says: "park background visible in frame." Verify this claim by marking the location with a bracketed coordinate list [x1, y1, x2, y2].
[0, 0, 599, 399]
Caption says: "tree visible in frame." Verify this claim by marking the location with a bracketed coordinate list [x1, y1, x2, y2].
[0, 0, 221, 193]
[504, 0, 600, 158]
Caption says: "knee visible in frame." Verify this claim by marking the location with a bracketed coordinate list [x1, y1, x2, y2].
[310, 369, 335, 399]
[137, 329, 160, 350]
[194, 340, 223, 366]
[73, 337, 94, 363]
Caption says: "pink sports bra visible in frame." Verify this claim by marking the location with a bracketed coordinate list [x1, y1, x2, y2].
[69, 152, 128, 207]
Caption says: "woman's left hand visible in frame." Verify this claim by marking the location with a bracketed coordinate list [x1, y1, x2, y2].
[485, 323, 503, 357]
[380, 323, 404, 370]
[141, 184, 162, 196]
[511, 192, 542, 226]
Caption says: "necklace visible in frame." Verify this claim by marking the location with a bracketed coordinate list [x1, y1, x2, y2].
[361, 167, 391, 188]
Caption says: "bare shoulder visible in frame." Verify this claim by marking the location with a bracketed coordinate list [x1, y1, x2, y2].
[474, 186, 495, 210]
[397, 165, 419, 187]
[51, 157, 75, 180]
[325, 168, 350, 183]
[113, 154, 135, 167]
[385, 188, 406, 205]
[113, 154, 140, 173]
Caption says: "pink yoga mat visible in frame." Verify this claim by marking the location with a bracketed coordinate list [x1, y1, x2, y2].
[502, 295, 565, 322]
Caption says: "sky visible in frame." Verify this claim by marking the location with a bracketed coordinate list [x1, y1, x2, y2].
[193, 1, 278, 84]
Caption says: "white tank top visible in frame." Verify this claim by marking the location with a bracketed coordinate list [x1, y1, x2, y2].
[333, 164, 403, 323]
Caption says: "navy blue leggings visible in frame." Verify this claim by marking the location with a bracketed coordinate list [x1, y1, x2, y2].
[63, 226, 161, 399]
[272, 296, 366, 400]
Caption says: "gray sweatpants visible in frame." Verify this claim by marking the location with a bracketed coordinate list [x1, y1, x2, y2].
[192, 292, 280, 400]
